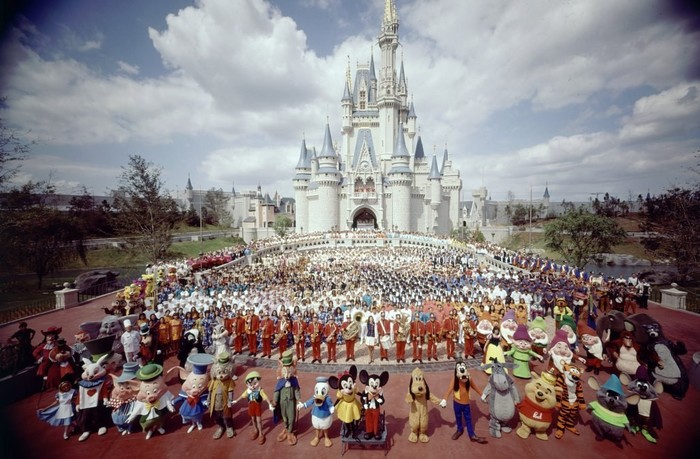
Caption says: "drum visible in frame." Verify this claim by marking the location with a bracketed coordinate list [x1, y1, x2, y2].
[380, 335, 393, 349]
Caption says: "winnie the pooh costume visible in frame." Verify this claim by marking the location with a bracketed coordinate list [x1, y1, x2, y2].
[516, 369, 559, 440]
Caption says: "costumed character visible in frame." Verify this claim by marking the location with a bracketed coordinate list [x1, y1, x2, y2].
[273, 349, 302, 445]
[625, 313, 689, 400]
[177, 329, 205, 368]
[476, 317, 493, 352]
[126, 363, 176, 440]
[499, 310, 518, 350]
[611, 331, 642, 377]
[577, 322, 604, 375]
[620, 367, 663, 444]
[211, 318, 230, 358]
[74, 336, 115, 442]
[330, 364, 362, 439]
[587, 374, 638, 445]
[46, 338, 78, 389]
[208, 351, 238, 439]
[138, 324, 156, 365]
[107, 362, 140, 435]
[170, 353, 215, 433]
[554, 362, 585, 439]
[559, 315, 579, 352]
[33, 326, 62, 389]
[482, 327, 506, 374]
[596, 310, 626, 361]
[461, 309, 478, 359]
[479, 360, 519, 439]
[505, 324, 543, 379]
[297, 376, 335, 447]
[406, 367, 443, 443]
[527, 316, 550, 358]
[36, 378, 76, 440]
[547, 329, 574, 374]
[233, 370, 273, 445]
[359, 369, 389, 440]
[515, 369, 559, 440]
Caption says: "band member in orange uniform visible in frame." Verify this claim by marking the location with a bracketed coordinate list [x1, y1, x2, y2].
[276, 313, 291, 359]
[292, 315, 306, 362]
[342, 313, 358, 362]
[410, 314, 425, 363]
[443, 309, 459, 360]
[323, 318, 338, 363]
[425, 313, 442, 361]
[259, 311, 275, 358]
[245, 308, 260, 357]
[307, 314, 323, 364]
[394, 313, 408, 363]
[233, 309, 246, 355]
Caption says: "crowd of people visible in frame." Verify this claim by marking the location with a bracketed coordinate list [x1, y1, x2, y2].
[12, 230, 684, 447]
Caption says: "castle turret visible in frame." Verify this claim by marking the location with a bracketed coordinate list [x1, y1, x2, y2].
[314, 123, 340, 232]
[428, 154, 442, 233]
[377, 0, 400, 160]
[389, 123, 412, 231]
[293, 138, 311, 233]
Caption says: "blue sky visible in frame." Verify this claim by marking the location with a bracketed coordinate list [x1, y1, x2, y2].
[0, 0, 698, 203]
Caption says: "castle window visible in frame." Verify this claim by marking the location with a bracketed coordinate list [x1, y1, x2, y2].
[359, 90, 366, 110]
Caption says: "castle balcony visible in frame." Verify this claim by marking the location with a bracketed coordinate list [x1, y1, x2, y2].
[351, 191, 378, 203]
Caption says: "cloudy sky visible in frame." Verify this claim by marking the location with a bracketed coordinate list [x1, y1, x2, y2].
[0, 0, 698, 203]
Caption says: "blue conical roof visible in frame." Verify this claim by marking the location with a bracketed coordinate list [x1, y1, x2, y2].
[318, 123, 336, 158]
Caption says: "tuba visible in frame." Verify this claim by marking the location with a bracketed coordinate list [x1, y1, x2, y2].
[342, 311, 362, 340]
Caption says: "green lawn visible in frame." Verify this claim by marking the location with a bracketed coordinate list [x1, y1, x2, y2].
[0, 236, 244, 312]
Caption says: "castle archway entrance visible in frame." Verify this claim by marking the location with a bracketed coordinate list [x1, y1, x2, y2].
[352, 208, 378, 230]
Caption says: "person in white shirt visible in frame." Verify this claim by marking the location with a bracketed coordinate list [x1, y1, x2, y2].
[120, 319, 141, 362]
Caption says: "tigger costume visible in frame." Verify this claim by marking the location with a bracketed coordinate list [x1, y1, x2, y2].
[554, 363, 585, 439]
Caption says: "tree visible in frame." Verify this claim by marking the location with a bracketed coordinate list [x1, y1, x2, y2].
[110, 155, 179, 263]
[543, 206, 627, 268]
[204, 187, 232, 227]
[641, 186, 700, 278]
[511, 204, 529, 226]
[0, 110, 32, 190]
[273, 215, 293, 237]
[0, 181, 86, 287]
[68, 186, 115, 236]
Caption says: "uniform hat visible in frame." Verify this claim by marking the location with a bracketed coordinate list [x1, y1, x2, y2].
[513, 324, 531, 342]
[123, 319, 132, 328]
[137, 363, 163, 381]
[188, 353, 215, 375]
[117, 362, 140, 383]
[315, 376, 329, 384]
[281, 349, 294, 366]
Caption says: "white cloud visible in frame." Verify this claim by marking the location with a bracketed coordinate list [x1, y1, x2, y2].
[0, 0, 698, 202]
[116, 60, 140, 75]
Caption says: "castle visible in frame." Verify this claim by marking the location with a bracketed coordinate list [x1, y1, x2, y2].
[293, 0, 461, 234]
